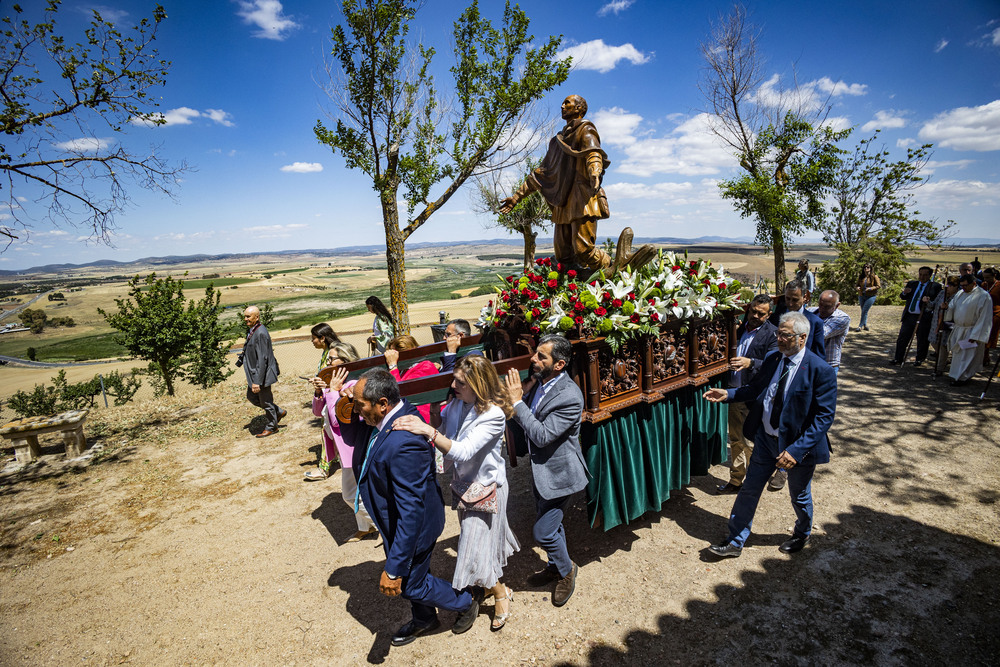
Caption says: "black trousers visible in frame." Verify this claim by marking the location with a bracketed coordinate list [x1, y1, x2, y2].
[246, 385, 280, 429]
[894, 311, 933, 363]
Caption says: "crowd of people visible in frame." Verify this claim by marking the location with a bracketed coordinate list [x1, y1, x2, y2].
[229, 258, 999, 645]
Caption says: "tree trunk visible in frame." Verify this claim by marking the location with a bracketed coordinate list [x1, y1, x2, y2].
[159, 359, 175, 396]
[381, 193, 410, 335]
[772, 227, 786, 293]
[522, 224, 537, 273]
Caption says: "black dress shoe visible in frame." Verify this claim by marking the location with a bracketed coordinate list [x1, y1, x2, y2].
[890, 359, 902, 366]
[452, 586, 484, 634]
[912, 360, 923, 367]
[716, 482, 741, 495]
[708, 543, 742, 559]
[391, 618, 441, 647]
[526, 565, 560, 587]
[950, 379, 969, 387]
[779, 535, 810, 553]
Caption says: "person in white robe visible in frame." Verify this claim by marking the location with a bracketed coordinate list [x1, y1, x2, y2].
[945, 274, 994, 385]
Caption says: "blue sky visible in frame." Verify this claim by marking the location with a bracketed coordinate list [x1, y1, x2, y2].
[4, 0, 1000, 270]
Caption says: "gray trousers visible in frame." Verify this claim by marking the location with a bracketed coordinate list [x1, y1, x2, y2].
[247, 385, 280, 429]
[532, 483, 573, 577]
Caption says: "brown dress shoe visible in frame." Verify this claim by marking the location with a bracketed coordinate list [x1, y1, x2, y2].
[276, 409, 287, 423]
[552, 562, 578, 607]
[255, 429, 276, 438]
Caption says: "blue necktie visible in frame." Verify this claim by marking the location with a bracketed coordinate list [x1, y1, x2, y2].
[770, 357, 791, 431]
[354, 430, 378, 513]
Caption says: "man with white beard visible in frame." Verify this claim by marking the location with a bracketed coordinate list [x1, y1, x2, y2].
[944, 274, 993, 386]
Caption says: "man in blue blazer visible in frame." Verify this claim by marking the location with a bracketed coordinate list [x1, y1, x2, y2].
[718, 294, 779, 494]
[505, 334, 588, 608]
[703, 311, 838, 557]
[769, 279, 827, 359]
[341, 369, 481, 646]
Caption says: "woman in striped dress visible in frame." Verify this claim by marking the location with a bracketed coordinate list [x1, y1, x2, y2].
[391, 354, 519, 631]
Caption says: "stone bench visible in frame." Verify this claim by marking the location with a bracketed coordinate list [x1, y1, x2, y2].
[0, 410, 89, 463]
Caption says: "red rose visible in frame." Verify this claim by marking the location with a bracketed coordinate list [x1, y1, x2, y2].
[655, 281, 662, 288]
[627, 292, 635, 300]
[651, 312, 660, 322]
[529, 290, 538, 299]
[567, 283, 577, 291]
[671, 300, 678, 307]
[488, 300, 493, 307]
[573, 301, 585, 312]
[496, 309, 505, 317]
[630, 313, 641, 323]
[612, 299, 623, 308]
[595, 306, 607, 317]
[547, 279, 557, 288]
[544, 257, 552, 266]
[690, 261, 697, 267]
[532, 308, 541, 317]
[702, 278, 710, 285]
[689, 269, 697, 276]
[506, 275, 515, 283]
[648, 298, 655, 305]
[536, 258, 544, 266]
[531, 325, 541, 334]
[590, 281, 597, 287]
[557, 263, 563, 272]
[719, 282, 727, 289]
[672, 265, 681, 271]
[533, 274, 544, 283]
[602, 292, 611, 301]
[568, 269, 577, 278]
[540, 298, 551, 308]
[574, 315, 584, 325]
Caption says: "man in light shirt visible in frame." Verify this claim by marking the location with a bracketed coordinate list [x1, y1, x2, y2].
[809, 290, 850, 374]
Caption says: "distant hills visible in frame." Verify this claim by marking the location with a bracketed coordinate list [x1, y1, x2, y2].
[2, 235, 997, 276]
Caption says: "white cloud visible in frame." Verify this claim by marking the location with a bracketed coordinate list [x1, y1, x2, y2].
[604, 182, 693, 200]
[991, 27, 1000, 47]
[280, 162, 323, 173]
[917, 178, 1000, 208]
[597, 0, 634, 17]
[557, 39, 651, 73]
[204, 109, 235, 127]
[52, 137, 113, 153]
[934, 39, 949, 53]
[242, 223, 308, 239]
[861, 109, 908, 133]
[918, 100, 1000, 151]
[823, 116, 852, 132]
[236, 0, 298, 41]
[897, 138, 916, 148]
[591, 107, 643, 146]
[924, 159, 975, 171]
[79, 5, 128, 23]
[752, 74, 867, 114]
[607, 112, 735, 177]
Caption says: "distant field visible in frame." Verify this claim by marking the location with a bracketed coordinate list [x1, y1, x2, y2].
[3, 241, 996, 364]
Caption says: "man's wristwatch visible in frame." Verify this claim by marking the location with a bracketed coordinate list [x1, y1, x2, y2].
[385, 572, 399, 580]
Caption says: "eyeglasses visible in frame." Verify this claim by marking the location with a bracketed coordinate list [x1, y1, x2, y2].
[776, 331, 805, 340]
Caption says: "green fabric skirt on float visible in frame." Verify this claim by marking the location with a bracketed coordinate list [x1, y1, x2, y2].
[581, 379, 728, 531]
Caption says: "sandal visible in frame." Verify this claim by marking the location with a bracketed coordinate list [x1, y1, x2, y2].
[491, 585, 513, 631]
[303, 469, 328, 481]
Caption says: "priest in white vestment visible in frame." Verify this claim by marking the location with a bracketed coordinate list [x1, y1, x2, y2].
[945, 274, 994, 385]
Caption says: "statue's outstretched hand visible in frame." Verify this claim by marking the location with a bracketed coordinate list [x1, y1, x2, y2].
[499, 197, 516, 214]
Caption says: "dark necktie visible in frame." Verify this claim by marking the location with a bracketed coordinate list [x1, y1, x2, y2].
[770, 357, 791, 431]
[910, 283, 924, 314]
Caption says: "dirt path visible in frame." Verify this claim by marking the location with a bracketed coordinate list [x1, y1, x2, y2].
[1, 305, 998, 666]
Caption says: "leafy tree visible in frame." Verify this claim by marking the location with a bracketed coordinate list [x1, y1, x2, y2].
[184, 286, 234, 388]
[1, 1, 187, 247]
[700, 5, 847, 287]
[20, 307, 47, 333]
[474, 157, 552, 272]
[816, 236, 908, 306]
[99, 274, 231, 396]
[8, 383, 58, 418]
[315, 0, 569, 333]
[816, 131, 953, 302]
[8, 368, 142, 417]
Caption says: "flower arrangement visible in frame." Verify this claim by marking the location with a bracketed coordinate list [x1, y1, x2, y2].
[486, 249, 745, 352]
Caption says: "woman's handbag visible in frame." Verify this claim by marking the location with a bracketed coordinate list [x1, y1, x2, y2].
[451, 479, 498, 514]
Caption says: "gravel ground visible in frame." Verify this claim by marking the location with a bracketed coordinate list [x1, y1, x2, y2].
[0, 304, 998, 666]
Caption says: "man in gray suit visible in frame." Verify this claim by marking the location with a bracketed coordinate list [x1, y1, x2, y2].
[504, 334, 588, 607]
[242, 306, 284, 438]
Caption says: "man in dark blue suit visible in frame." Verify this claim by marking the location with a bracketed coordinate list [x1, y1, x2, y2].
[703, 311, 837, 557]
[769, 279, 827, 359]
[341, 369, 481, 646]
[892, 266, 943, 367]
